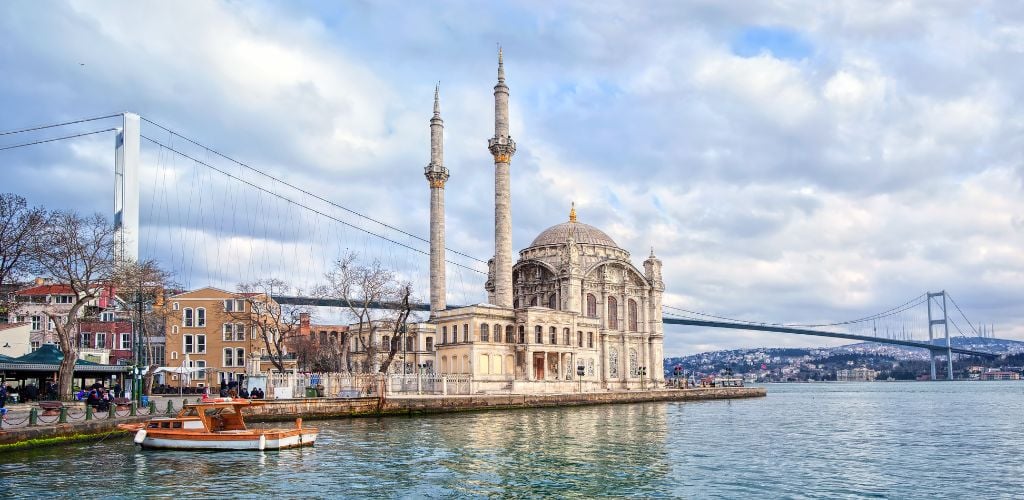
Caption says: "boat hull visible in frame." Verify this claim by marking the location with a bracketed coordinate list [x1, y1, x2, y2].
[124, 426, 318, 451]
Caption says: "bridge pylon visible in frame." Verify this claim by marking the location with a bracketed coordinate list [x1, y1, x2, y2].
[926, 291, 955, 380]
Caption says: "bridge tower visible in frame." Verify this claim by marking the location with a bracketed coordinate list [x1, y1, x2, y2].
[927, 291, 954, 380]
[114, 112, 140, 265]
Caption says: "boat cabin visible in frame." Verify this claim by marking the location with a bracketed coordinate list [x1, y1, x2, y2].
[146, 401, 261, 433]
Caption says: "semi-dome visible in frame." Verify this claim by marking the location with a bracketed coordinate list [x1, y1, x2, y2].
[529, 221, 619, 248]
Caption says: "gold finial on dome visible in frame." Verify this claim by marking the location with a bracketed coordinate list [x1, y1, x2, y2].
[569, 201, 577, 223]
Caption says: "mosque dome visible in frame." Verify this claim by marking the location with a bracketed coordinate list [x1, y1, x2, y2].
[527, 204, 620, 249]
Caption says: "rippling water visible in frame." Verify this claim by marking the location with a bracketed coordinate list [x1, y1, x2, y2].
[2, 382, 1022, 498]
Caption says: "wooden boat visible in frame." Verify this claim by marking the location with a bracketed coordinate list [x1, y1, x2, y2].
[118, 399, 317, 451]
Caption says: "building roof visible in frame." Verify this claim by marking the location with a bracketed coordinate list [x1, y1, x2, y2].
[528, 220, 620, 249]
[15, 284, 75, 296]
[0, 343, 129, 372]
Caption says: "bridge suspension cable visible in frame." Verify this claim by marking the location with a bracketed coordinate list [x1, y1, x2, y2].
[138, 116, 488, 265]
[139, 134, 486, 276]
[0, 128, 119, 151]
[0, 113, 122, 137]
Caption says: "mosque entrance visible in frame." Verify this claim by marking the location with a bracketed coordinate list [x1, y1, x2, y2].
[533, 355, 545, 380]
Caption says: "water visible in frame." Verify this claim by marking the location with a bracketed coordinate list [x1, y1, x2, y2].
[2, 382, 1022, 498]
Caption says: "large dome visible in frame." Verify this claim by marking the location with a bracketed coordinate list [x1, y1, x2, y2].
[529, 221, 620, 248]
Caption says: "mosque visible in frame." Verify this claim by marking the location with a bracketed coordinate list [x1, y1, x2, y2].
[422, 51, 665, 392]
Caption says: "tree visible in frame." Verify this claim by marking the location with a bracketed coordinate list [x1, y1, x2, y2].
[0, 193, 47, 319]
[111, 259, 175, 396]
[318, 252, 413, 374]
[30, 211, 118, 399]
[233, 278, 310, 373]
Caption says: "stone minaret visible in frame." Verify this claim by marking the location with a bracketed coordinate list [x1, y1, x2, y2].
[488, 48, 516, 308]
[425, 84, 449, 315]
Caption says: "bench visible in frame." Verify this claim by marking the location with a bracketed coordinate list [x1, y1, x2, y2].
[38, 401, 64, 416]
[112, 397, 132, 410]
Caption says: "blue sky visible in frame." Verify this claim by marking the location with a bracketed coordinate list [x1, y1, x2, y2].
[1, 1, 1023, 355]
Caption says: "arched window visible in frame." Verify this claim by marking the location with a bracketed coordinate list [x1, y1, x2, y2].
[514, 298, 520, 309]
[607, 296, 618, 330]
[535, 325, 543, 344]
[451, 324, 458, 343]
[183, 308, 194, 327]
[548, 294, 557, 310]
[530, 296, 538, 307]
[628, 299, 638, 332]
[549, 326, 557, 345]
[494, 324, 502, 343]
[586, 294, 597, 317]
[196, 308, 206, 327]
[563, 328, 571, 346]
[609, 348, 619, 378]
[441, 326, 447, 344]
[481, 324, 490, 342]
[508, 325, 516, 344]
[588, 332, 593, 348]
[577, 331, 583, 347]
[425, 337, 434, 351]
[463, 324, 469, 342]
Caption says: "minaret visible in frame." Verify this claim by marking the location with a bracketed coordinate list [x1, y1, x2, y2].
[425, 84, 449, 315]
[488, 47, 516, 308]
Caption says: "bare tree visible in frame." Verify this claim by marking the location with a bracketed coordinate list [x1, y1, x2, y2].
[233, 278, 309, 373]
[377, 283, 414, 374]
[111, 259, 175, 395]
[0, 193, 47, 318]
[319, 252, 413, 374]
[31, 211, 118, 399]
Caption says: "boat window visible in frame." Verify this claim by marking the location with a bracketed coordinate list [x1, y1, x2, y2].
[148, 422, 159, 428]
[160, 422, 171, 429]
[171, 422, 182, 429]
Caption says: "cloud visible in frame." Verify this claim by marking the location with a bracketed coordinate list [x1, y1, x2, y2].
[2, 0, 1023, 356]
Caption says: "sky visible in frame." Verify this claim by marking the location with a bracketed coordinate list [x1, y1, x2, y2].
[1, 1, 1022, 356]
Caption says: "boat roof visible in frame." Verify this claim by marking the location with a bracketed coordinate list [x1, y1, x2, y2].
[183, 399, 264, 409]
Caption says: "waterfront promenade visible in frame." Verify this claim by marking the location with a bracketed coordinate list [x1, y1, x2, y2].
[0, 386, 764, 448]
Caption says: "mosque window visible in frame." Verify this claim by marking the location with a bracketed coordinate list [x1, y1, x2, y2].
[629, 349, 638, 377]
[406, 336, 414, 352]
[549, 326, 557, 345]
[530, 296, 538, 307]
[563, 328, 570, 345]
[535, 325, 543, 344]
[586, 294, 597, 317]
[442, 326, 447, 344]
[509, 325, 517, 344]
[426, 337, 434, 351]
[514, 298, 520, 309]
[548, 294, 557, 310]
[463, 324, 469, 342]
[628, 299, 638, 332]
[609, 348, 619, 378]
[607, 297, 618, 329]
[588, 332, 593, 348]
[481, 324, 490, 342]
[577, 330, 583, 347]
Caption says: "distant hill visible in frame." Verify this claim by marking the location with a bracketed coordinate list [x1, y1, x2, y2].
[664, 337, 1024, 381]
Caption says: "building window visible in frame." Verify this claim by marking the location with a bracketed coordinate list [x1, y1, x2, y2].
[192, 360, 206, 379]
[236, 348, 244, 367]
[224, 348, 235, 367]
[549, 326, 557, 345]
[607, 296, 618, 330]
[530, 296, 538, 307]
[481, 324, 489, 342]
[441, 326, 447, 344]
[223, 323, 233, 341]
[54, 295, 73, 304]
[196, 334, 206, 353]
[100, 311, 115, 322]
[80, 333, 92, 348]
[517, 325, 524, 344]
[96, 332, 106, 349]
[184, 335, 194, 353]
[628, 299, 638, 332]
[31, 341, 40, 351]
[609, 348, 619, 378]
[31, 315, 41, 331]
[577, 331, 583, 347]
[121, 333, 131, 350]
[564, 328, 571, 346]
[463, 324, 469, 342]
[172, 302, 179, 311]
[588, 332, 593, 348]
[183, 308, 194, 327]
[535, 325, 543, 344]
[507, 325, 515, 344]
[548, 294, 557, 310]
[172, 325, 178, 334]
[171, 351, 178, 360]
[586, 294, 597, 317]
[425, 337, 434, 352]
[235, 324, 245, 341]
[405, 336, 414, 352]
[224, 299, 246, 312]
[629, 349, 638, 377]
[196, 308, 206, 327]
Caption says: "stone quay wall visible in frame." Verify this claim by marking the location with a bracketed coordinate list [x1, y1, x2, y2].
[0, 387, 765, 448]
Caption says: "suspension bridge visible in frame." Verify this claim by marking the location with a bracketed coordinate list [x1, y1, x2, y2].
[0, 112, 1002, 380]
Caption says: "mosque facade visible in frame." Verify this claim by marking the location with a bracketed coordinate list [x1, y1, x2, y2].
[422, 51, 665, 392]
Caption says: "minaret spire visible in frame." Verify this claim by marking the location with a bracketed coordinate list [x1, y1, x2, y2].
[425, 85, 449, 315]
[487, 47, 516, 308]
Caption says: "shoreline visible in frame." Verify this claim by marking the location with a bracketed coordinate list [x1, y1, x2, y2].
[0, 387, 765, 450]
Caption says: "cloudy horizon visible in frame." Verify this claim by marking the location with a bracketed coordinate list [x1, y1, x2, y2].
[2, 1, 1022, 356]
